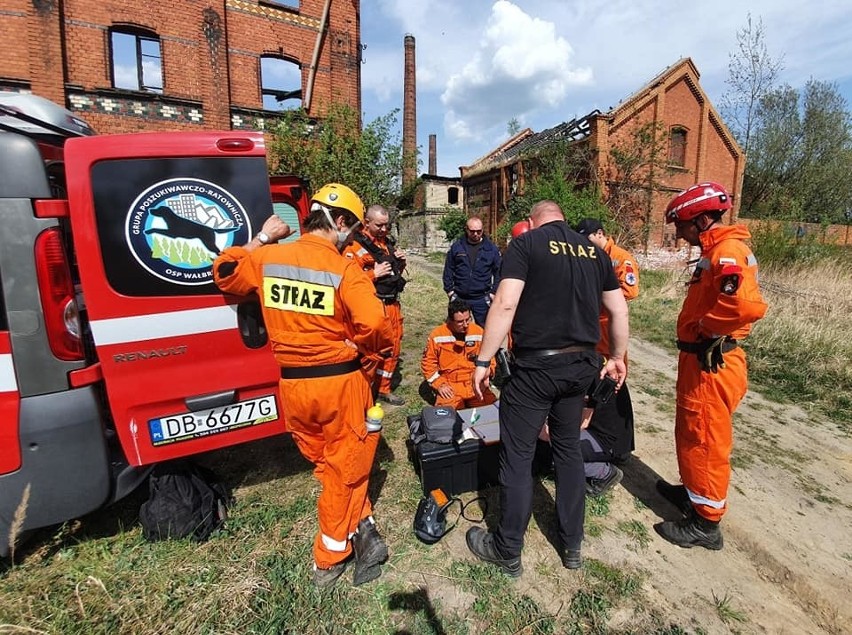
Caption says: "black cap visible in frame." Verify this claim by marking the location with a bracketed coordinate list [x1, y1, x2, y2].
[575, 218, 604, 235]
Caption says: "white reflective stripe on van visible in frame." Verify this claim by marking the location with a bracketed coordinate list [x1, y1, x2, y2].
[0, 353, 17, 392]
[89, 305, 238, 346]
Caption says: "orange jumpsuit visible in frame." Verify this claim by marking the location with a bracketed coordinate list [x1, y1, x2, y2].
[342, 233, 404, 396]
[598, 237, 639, 358]
[213, 234, 394, 568]
[675, 224, 767, 522]
[421, 322, 496, 410]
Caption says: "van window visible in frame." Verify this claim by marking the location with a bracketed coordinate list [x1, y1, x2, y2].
[272, 201, 301, 243]
[90, 156, 273, 296]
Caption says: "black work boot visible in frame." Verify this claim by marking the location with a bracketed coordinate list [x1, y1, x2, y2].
[352, 517, 389, 586]
[654, 511, 724, 551]
[377, 392, 405, 406]
[465, 527, 523, 578]
[655, 480, 692, 516]
[560, 548, 583, 570]
[586, 466, 623, 497]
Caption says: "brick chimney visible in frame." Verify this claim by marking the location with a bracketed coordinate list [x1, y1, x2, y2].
[402, 34, 417, 188]
[428, 134, 437, 175]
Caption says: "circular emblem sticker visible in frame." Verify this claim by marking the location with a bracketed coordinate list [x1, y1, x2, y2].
[126, 178, 251, 285]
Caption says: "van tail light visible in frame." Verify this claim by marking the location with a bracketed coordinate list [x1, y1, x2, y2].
[34, 228, 83, 361]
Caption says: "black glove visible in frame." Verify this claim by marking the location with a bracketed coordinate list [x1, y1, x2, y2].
[699, 337, 727, 373]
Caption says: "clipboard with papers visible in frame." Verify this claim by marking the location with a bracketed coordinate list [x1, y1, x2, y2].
[457, 402, 500, 445]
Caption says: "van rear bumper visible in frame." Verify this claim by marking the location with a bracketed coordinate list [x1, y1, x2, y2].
[1, 387, 114, 557]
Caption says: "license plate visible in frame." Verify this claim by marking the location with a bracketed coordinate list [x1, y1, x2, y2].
[148, 395, 278, 446]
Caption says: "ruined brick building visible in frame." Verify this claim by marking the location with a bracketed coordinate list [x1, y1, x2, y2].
[0, 0, 361, 133]
[461, 58, 743, 249]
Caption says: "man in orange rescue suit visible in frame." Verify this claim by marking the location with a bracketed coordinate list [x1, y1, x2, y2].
[575, 219, 639, 357]
[343, 204, 407, 406]
[654, 182, 767, 550]
[574, 218, 639, 495]
[421, 298, 497, 410]
[213, 183, 395, 587]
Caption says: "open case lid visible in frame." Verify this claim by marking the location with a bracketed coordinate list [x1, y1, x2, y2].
[458, 402, 500, 444]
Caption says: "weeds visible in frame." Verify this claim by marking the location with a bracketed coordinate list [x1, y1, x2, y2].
[617, 519, 651, 550]
[584, 559, 644, 598]
[631, 261, 852, 432]
[585, 494, 611, 518]
[7, 483, 30, 565]
[712, 590, 748, 625]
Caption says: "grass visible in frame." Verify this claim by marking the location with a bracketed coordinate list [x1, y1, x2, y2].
[711, 590, 748, 625]
[4, 247, 844, 633]
[630, 262, 852, 433]
[1, 258, 690, 634]
[617, 520, 651, 550]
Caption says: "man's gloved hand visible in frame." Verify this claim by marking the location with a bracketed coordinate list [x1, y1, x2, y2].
[699, 337, 727, 373]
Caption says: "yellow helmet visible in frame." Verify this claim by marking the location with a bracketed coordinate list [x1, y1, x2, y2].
[311, 183, 365, 223]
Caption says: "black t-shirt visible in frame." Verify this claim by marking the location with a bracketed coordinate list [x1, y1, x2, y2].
[501, 220, 619, 349]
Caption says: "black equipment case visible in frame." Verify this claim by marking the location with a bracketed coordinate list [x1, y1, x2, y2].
[407, 409, 500, 496]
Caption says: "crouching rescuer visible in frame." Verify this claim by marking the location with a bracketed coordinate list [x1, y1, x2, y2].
[213, 183, 395, 587]
[655, 182, 767, 550]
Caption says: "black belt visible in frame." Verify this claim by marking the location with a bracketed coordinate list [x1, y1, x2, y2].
[378, 296, 399, 304]
[512, 345, 595, 359]
[676, 338, 739, 354]
[280, 358, 361, 379]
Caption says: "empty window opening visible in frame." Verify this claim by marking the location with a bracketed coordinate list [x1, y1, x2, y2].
[261, 56, 302, 111]
[669, 127, 687, 167]
[448, 187, 459, 205]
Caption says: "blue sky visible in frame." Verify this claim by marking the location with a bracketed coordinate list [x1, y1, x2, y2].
[360, 0, 852, 178]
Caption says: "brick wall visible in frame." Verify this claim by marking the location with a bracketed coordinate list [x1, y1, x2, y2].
[459, 60, 745, 252]
[1, 0, 360, 134]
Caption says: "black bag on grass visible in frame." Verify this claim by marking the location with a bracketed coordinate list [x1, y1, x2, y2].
[139, 460, 231, 542]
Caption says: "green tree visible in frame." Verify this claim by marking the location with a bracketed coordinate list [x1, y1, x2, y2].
[268, 102, 404, 207]
[743, 80, 852, 224]
[438, 207, 468, 242]
[604, 121, 671, 249]
[720, 13, 784, 157]
[498, 139, 609, 242]
[491, 120, 671, 247]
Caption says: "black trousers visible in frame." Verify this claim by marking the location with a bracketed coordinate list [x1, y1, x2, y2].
[494, 352, 599, 558]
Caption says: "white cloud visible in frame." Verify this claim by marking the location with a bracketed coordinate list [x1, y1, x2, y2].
[440, 1, 592, 141]
[361, 0, 852, 175]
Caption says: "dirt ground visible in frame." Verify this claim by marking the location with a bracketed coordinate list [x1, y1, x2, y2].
[407, 255, 852, 634]
[609, 338, 851, 634]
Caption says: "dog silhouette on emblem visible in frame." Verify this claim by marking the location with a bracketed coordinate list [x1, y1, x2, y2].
[145, 205, 239, 255]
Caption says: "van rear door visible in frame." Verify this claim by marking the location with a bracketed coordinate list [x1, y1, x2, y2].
[64, 132, 287, 466]
[269, 175, 311, 242]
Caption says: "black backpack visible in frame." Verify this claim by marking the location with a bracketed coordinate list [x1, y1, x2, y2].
[407, 406, 463, 444]
[139, 460, 231, 542]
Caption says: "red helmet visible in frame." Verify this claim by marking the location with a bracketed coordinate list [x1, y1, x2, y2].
[665, 182, 732, 224]
[510, 220, 531, 239]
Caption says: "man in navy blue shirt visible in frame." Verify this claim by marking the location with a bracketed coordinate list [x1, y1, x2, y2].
[442, 216, 502, 326]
